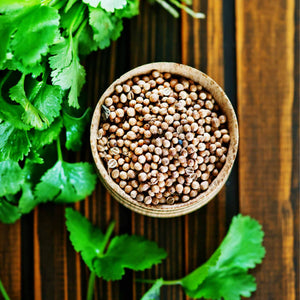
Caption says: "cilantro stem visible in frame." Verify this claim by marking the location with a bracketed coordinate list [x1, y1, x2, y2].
[86, 221, 116, 300]
[0, 278, 10, 300]
[136, 278, 182, 285]
[74, 19, 88, 40]
[169, 0, 205, 18]
[87, 272, 96, 300]
[99, 220, 116, 255]
[56, 137, 63, 161]
[0, 71, 12, 91]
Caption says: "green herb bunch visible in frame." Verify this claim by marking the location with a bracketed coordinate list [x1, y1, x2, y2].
[0, 0, 140, 223]
[65, 211, 265, 300]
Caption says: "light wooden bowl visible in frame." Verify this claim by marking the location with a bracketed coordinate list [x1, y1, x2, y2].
[90, 62, 238, 218]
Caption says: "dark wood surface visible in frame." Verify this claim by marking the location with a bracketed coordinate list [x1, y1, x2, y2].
[0, 0, 299, 299]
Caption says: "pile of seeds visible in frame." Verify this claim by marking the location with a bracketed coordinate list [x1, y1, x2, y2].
[97, 70, 230, 205]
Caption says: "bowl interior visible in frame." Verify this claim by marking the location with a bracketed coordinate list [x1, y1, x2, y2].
[90, 62, 239, 217]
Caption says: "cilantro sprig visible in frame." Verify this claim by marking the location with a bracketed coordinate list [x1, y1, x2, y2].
[0, 0, 140, 223]
[65, 208, 167, 300]
[65, 211, 265, 300]
[140, 214, 266, 300]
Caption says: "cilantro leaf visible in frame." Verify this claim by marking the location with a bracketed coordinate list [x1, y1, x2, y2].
[0, 160, 24, 197]
[65, 208, 105, 270]
[49, 37, 86, 108]
[89, 7, 123, 49]
[18, 182, 36, 214]
[82, 0, 101, 8]
[217, 214, 266, 270]
[183, 214, 265, 300]
[99, 0, 127, 12]
[115, 0, 139, 18]
[30, 118, 63, 149]
[34, 161, 97, 203]
[0, 95, 30, 130]
[0, 120, 31, 161]
[0, 5, 59, 75]
[63, 108, 90, 151]
[181, 248, 221, 291]
[26, 80, 63, 129]
[0, 198, 21, 224]
[94, 235, 167, 280]
[9, 75, 50, 129]
[186, 268, 257, 300]
[141, 278, 164, 300]
[10, 5, 60, 68]
[78, 23, 99, 55]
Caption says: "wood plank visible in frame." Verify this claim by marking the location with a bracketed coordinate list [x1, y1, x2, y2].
[181, 3, 227, 300]
[34, 204, 68, 300]
[236, 0, 297, 299]
[129, 2, 183, 299]
[0, 221, 21, 300]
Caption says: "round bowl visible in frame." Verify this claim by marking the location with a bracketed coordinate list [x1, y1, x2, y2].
[90, 62, 238, 218]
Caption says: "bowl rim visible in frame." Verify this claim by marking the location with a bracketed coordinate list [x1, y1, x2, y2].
[90, 62, 239, 218]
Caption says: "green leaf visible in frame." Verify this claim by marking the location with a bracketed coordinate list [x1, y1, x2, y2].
[65, 208, 105, 270]
[49, 37, 86, 108]
[181, 248, 221, 291]
[18, 182, 36, 214]
[78, 24, 99, 55]
[82, 0, 101, 8]
[27, 80, 63, 129]
[183, 215, 265, 300]
[217, 214, 266, 270]
[141, 278, 164, 300]
[186, 268, 257, 300]
[0, 16, 14, 67]
[0, 95, 30, 131]
[0, 198, 21, 224]
[89, 7, 123, 50]
[63, 108, 90, 151]
[35, 161, 97, 203]
[10, 5, 60, 68]
[0, 121, 31, 161]
[30, 118, 63, 149]
[94, 235, 167, 280]
[0, 160, 24, 197]
[0, 0, 40, 13]
[99, 0, 127, 12]
[9, 75, 50, 129]
[115, 0, 139, 18]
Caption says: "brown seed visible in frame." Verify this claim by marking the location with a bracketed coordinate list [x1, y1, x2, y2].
[138, 172, 148, 182]
[134, 162, 142, 171]
[136, 194, 144, 202]
[200, 181, 209, 190]
[111, 169, 119, 179]
[182, 195, 190, 202]
[130, 190, 137, 199]
[222, 134, 230, 143]
[144, 196, 152, 205]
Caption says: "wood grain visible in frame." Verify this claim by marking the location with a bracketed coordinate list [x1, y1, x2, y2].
[236, 0, 298, 299]
[0, 222, 21, 300]
[181, 1, 229, 300]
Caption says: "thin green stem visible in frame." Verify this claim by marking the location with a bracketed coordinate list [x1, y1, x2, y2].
[99, 220, 116, 255]
[162, 279, 182, 285]
[87, 272, 96, 300]
[74, 19, 88, 40]
[169, 0, 205, 18]
[136, 278, 182, 286]
[0, 278, 10, 300]
[0, 71, 12, 91]
[86, 221, 116, 300]
[56, 137, 63, 161]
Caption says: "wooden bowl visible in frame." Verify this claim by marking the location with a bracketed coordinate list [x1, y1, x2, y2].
[90, 62, 238, 218]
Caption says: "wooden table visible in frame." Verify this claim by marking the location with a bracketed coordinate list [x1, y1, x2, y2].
[0, 1, 299, 299]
